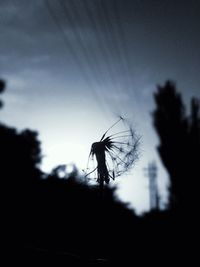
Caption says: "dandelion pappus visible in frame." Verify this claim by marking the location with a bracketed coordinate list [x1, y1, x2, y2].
[85, 117, 140, 189]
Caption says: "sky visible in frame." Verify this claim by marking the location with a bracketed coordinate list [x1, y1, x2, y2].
[0, 0, 200, 214]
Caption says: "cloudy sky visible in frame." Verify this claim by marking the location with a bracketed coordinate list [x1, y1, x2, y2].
[0, 0, 199, 214]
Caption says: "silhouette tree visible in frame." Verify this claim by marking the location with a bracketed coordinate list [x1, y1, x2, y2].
[0, 80, 42, 177]
[153, 80, 200, 211]
[0, 79, 5, 108]
[0, 80, 42, 251]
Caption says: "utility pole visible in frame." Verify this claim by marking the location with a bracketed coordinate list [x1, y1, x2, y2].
[144, 162, 159, 211]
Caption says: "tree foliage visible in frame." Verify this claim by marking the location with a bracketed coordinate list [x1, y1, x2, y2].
[153, 81, 200, 211]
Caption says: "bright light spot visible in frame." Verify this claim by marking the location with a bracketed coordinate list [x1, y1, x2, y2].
[66, 163, 75, 174]
[57, 168, 66, 179]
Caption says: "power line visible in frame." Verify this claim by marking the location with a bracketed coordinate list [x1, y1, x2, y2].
[79, 0, 122, 114]
[44, 0, 109, 116]
[57, 0, 111, 113]
[61, 0, 124, 115]
[44, 0, 139, 119]
[112, 0, 139, 108]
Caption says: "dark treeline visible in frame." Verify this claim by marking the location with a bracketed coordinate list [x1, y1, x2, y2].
[1, 79, 199, 265]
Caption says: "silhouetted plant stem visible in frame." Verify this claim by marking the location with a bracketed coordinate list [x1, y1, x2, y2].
[99, 175, 104, 199]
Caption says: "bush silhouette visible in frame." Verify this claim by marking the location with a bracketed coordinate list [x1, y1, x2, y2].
[1, 79, 140, 264]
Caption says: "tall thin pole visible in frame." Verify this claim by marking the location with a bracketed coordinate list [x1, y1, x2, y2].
[144, 162, 159, 211]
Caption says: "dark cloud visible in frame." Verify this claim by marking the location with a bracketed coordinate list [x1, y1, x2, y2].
[1, 0, 199, 90]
